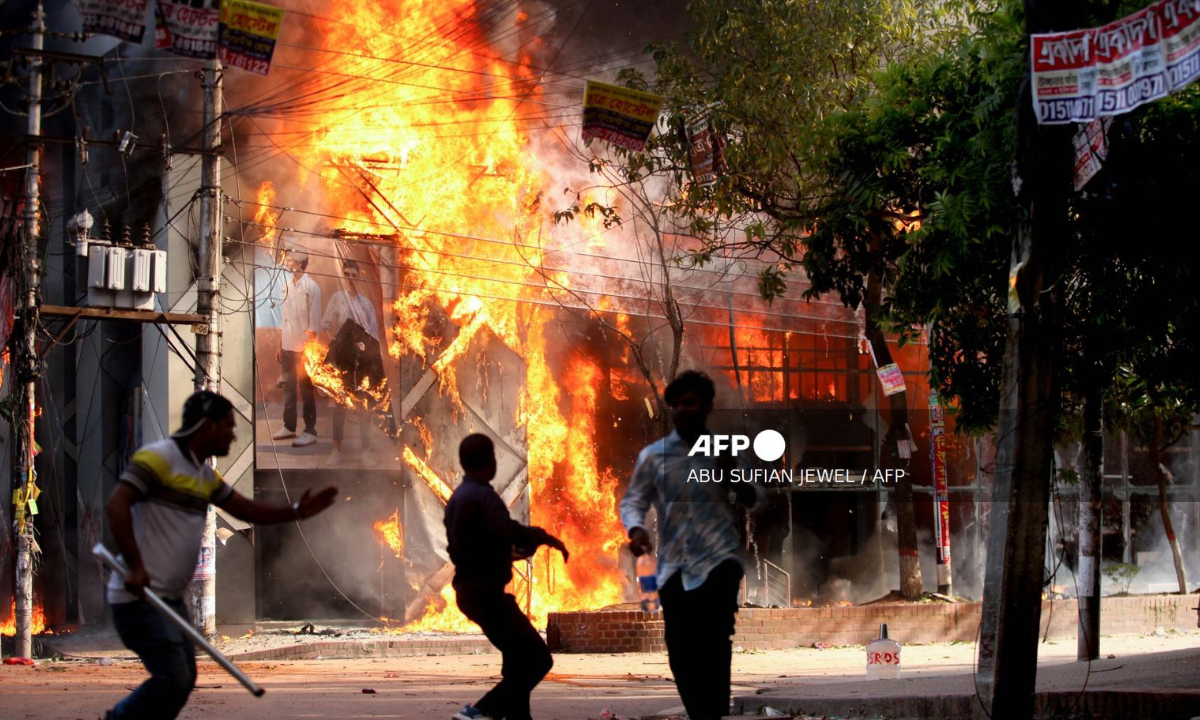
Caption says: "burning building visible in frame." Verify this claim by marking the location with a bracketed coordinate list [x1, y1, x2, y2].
[3, 0, 1198, 646]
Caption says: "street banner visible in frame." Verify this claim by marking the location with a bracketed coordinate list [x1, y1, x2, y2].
[79, 0, 149, 43]
[1033, 0, 1200, 124]
[687, 119, 726, 187]
[1162, 0, 1200, 89]
[1094, 5, 1168, 116]
[156, 0, 220, 59]
[1032, 28, 1097, 123]
[582, 80, 665, 152]
[929, 392, 952, 588]
[876, 363, 906, 397]
[218, 0, 285, 76]
[1073, 125, 1103, 190]
[1087, 116, 1112, 160]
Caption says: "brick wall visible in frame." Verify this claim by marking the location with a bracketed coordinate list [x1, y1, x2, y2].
[546, 595, 1199, 653]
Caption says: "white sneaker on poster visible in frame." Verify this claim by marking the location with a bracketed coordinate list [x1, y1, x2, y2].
[272, 428, 296, 441]
[293, 432, 317, 448]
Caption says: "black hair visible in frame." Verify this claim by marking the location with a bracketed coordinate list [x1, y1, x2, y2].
[459, 433, 495, 470]
[177, 391, 234, 436]
[342, 259, 360, 274]
[664, 370, 716, 406]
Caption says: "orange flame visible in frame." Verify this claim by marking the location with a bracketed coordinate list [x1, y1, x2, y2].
[373, 508, 404, 558]
[1, 599, 46, 637]
[402, 446, 454, 503]
[277, 0, 629, 632]
[254, 181, 277, 246]
[303, 338, 390, 411]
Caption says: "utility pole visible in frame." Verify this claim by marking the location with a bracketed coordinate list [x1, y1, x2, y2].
[11, 0, 45, 661]
[973, 1, 1080, 717]
[1077, 380, 1102, 660]
[190, 57, 223, 638]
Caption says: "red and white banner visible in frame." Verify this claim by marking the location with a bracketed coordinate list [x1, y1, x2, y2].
[80, 0, 149, 43]
[876, 363, 906, 397]
[929, 392, 951, 587]
[1033, 0, 1200, 124]
[156, 0, 220, 60]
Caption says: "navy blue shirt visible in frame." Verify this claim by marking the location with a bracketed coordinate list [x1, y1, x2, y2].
[444, 474, 549, 593]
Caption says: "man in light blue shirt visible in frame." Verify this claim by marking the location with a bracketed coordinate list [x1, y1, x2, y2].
[620, 371, 758, 720]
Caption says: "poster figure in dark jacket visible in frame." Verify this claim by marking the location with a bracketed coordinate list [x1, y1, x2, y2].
[444, 434, 569, 720]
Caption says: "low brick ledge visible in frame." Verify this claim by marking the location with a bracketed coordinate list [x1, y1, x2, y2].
[546, 595, 1200, 654]
[229, 636, 497, 661]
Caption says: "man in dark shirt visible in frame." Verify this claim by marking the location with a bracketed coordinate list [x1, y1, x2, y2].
[445, 434, 569, 720]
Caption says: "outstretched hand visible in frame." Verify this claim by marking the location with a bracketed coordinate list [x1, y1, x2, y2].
[298, 486, 338, 519]
[545, 535, 570, 563]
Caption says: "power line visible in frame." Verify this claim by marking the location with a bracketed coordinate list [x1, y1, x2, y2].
[226, 217, 850, 316]
[227, 197, 848, 308]
[224, 250, 864, 340]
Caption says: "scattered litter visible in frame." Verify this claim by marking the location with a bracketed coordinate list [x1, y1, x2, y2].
[296, 623, 316, 635]
[1106, 654, 1116, 659]
[3, 657, 34, 666]
[812, 642, 832, 650]
[384, 672, 398, 679]
[97, 658, 112, 666]
[362, 688, 377, 694]
[763, 708, 789, 717]
[733, 646, 745, 653]
[598, 709, 616, 720]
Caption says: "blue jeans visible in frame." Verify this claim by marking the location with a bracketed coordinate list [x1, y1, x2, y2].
[106, 597, 197, 720]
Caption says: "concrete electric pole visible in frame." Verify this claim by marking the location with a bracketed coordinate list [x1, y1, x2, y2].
[12, 0, 45, 662]
[190, 57, 223, 638]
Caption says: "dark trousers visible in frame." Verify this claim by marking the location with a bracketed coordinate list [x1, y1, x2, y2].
[331, 404, 372, 447]
[105, 598, 197, 720]
[281, 349, 316, 434]
[659, 560, 744, 720]
[456, 589, 553, 720]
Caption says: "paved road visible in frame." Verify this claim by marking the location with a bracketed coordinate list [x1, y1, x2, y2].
[2, 632, 1196, 719]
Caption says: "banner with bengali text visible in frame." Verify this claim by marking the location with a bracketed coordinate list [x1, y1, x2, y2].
[80, 0, 149, 43]
[582, 80, 665, 152]
[217, 0, 285, 75]
[1033, 0, 1200, 124]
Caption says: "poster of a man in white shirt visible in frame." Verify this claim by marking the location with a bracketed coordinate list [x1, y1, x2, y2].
[274, 247, 322, 448]
[321, 259, 380, 465]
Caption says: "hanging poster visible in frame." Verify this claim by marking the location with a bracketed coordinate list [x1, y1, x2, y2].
[79, 0, 149, 43]
[876, 363, 906, 397]
[582, 80, 665, 152]
[217, 0, 285, 76]
[1033, 0, 1200, 124]
[687, 120, 726, 187]
[156, 0, 219, 59]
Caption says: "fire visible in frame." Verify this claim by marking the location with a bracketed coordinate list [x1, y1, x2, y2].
[410, 416, 434, 458]
[302, 338, 390, 412]
[527, 355, 628, 624]
[253, 181, 277, 245]
[373, 508, 404, 558]
[1, 599, 46, 637]
[393, 585, 478, 634]
[402, 446, 454, 503]
[268, 0, 629, 633]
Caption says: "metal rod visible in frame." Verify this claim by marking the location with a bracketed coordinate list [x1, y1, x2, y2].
[91, 544, 265, 697]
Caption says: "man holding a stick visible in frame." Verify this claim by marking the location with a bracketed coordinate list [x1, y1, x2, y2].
[104, 391, 337, 720]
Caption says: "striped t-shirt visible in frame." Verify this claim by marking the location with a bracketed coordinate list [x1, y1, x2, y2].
[106, 438, 233, 604]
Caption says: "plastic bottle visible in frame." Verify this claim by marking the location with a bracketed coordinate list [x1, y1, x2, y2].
[865, 623, 901, 679]
[636, 553, 660, 613]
